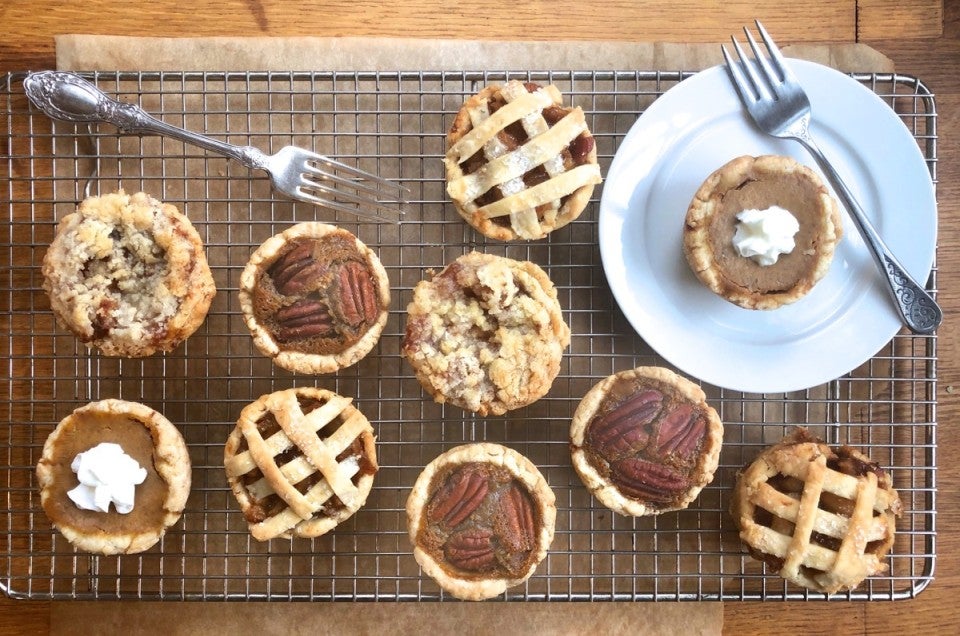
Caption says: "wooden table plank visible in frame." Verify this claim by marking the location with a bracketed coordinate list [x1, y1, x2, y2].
[859, 0, 944, 40]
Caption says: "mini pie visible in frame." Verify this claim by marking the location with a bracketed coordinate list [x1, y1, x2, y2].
[36, 399, 191, 555]
[406, 443, 557, 601]
[224, 387, 378, 541]
[731, 428, 902, 594]
[402, 251, 570, 416]
[683, 154, 843, 310]
[239, 222, 390, 374]
[445, 79, 602, 241]
[41, 189, 216, 357]
[570, 366, 723, 517]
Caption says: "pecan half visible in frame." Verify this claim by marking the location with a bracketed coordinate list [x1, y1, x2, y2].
[494, 482, 536, 553]
[586, 389, 662, 460]
[445, 528, 496, 572]
[330, 260, 379, 328]
[654, 404, 706, 459]
[268, 241, 328, 295]
[609, 457, 689, 503]
[427, 466, 489, 528]
[274, 298, 334, 341]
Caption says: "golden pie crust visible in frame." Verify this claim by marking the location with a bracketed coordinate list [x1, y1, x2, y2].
[731, 428, 902, 594]
[406, 443, 557, 601]
[36, 399, 191, 555]
[570, 366, 723, 517]
[239, 222, 390, 374]
[445, 80, 602, 241]
[401, 251, 570, 415]
[683, 155, 842, 310]
[224, 387, 378, 541]
[41, 190, 216, 357]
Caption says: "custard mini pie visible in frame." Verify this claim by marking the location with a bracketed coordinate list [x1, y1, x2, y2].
[406, 443, 557, 601]
[731, 428, 902, 594]
[445, 79, 602, 241]
[683, 155, 842, 310]
[42, 190, 216, 357]
[402, 251, 570, 416]
[570, 366, 723, 517]
[36, 399, 191, 555]
[239, 222, 390, 374]
[224, 387, 378, 541]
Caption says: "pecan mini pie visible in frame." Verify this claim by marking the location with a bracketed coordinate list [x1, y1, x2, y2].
[731, 428, 902, 594]
[402, 251, 570, 416]
[445, 79, 602, 241]
[239, 222, 390, 374]
[570, 366, 723, 517]
[683, 155, 843, 310]
[41, 190, 216, 357]
[36, 399, 191, 555]
[224, 387, 378, 541]
[406, 443, 556, 601]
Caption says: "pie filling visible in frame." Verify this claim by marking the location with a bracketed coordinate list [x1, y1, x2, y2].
[417, 462, 541, 580]
[254, 234, 382, 355]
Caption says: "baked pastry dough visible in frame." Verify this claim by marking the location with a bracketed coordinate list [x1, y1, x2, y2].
[445, 80, 602, 241]
[683, 155, 842, 310]
[36, 399, 191, 554]
[402, 251, 570, 415]
[570, 366, 723, 516]
[406, 443, 556, 601]
[41, 190, 216, 356]
[731, 428, 902, 594]
[224, 387, 378, 541]
[239, 222, 390, 374]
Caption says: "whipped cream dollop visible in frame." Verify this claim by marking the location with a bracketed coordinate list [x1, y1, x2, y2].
[67, 442, 147, 514]
[732, 205, 800, 266]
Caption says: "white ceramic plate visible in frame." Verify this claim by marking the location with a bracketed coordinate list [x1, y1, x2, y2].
[598, 60, 937, 394]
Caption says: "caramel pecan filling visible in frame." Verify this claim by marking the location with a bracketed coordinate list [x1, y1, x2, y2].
[418, 463, 540, 579]
[235, 396, 377, 524]
[254, 234, 381, 355]
[583, 378, 709, 507]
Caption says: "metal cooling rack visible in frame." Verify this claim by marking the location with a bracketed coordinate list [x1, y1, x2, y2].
[0, 70, 937, 601]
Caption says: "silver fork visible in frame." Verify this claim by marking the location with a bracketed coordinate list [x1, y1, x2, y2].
[722, 21, 941, 334]
[22, 71, 405, 223]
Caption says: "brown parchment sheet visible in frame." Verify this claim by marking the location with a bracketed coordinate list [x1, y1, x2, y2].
[42, 36, 894, 634]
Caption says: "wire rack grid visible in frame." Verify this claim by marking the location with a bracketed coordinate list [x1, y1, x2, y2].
[0, 69, 937, 601]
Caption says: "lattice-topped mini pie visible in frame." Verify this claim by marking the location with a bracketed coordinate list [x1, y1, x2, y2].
[224, 387, 378, 541]
[445, 79, 602, 241]
[731, 428, 902, 594]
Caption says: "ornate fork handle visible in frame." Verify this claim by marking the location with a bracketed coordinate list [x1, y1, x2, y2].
[788, 121, 942, 334]
[23, 71, 270, 171]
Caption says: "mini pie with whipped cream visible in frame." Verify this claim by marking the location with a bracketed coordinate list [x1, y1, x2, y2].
[406, 443, 557, 601]
[402, 251, 570, 416]
[731, 428, 902, 594]
[224, 387, 378, 541]
[239, 222, 390, 374]
[36, 399, 192, 555]
[445, 79, 602, 241]
[683, 154, 842, 310]
[42, 190, 216, 356]
[570, 366, 723, 517]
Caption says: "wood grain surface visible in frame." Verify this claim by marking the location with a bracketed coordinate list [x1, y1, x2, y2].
[0, 1, 955, 634]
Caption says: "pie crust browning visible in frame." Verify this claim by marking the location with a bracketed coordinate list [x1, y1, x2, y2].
[731, 428, 902, 594]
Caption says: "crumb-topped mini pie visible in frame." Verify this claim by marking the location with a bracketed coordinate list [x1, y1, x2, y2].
[683, 155, 842, 310]
[41, 190, 216, 357]
[570, 366, 723, 517]
[239, 222, 390, 374]
[402, 251, 570, 416]
[445, 79, 602, 241]
[731, 428, 902, 594]
[36, 399, 191, 555]
[406, 443, 556, 601]
[224, 387, 378, 541]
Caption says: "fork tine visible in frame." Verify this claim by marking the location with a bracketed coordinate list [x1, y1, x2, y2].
[293, 188, 404, 222]
[729, 36, 770, 101]
[301, 161, 406, 202]
[743, 27, 781, 91]
[298, 174, 406, 218]
[755, 20, 791, 81]
[306, 153, 408, 194]
[721, 44, 757, 104]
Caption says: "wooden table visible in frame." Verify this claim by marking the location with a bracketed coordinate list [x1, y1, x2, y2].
[0, 1, 956, 633]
